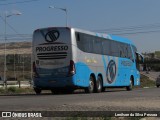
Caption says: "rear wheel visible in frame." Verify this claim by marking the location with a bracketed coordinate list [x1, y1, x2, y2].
[157, 85, 159, 88]
[34, 88, 42, 94]
[126, 78, 133, 91]
[85, 76, 95, 93]
[95, 76, 102, 93]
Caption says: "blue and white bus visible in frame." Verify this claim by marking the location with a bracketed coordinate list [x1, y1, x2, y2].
[32, 27, 143, 94]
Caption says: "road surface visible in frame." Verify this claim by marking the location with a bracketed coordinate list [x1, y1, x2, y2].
[0, 87, 159, 111]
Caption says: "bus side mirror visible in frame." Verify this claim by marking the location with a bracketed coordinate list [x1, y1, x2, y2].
[136, 52, 144, 63]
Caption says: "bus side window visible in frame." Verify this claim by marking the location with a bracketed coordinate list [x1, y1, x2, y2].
[102, 40, 110, 55]
[120, 51, 122, 57]
[127, 45, 133, 60]
[111, 41, 119, 57]
[119, 44, 125, 58]
[76, 33, 80, 41]
[94, 38, 102, 54]
[76, 32, 93, 53]
[131, 45, 137, 62]
[125, 47, 128, 58]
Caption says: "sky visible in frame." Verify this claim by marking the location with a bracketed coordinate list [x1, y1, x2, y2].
[0, 0, 160, 53]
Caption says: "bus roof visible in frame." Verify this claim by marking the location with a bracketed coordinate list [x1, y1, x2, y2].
[34, 27, 135, 46]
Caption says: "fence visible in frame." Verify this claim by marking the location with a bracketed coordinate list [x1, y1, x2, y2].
[0, 34, 32, 87]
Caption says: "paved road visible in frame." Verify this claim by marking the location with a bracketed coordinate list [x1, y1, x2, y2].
[0, 87, 159, 111]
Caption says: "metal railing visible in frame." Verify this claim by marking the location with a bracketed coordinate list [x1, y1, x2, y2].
[0, 35, 32, 88]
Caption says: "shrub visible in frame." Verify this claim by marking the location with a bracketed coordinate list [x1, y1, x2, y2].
[7, 87, 17, 93]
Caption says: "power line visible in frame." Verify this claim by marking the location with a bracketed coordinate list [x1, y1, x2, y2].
[0, 0, 41, 6]
[2, 10, 160, 37]
[0, 16, 23, 36]
[0, 16, 32, 42]
[92, 23, 160, 35]
[111, 29, 160, 35]
[93, 23, 160, 32]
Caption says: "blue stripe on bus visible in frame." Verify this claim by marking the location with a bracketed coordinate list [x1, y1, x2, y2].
[75, 62, 93, 87]
[102, 55, 107, 71]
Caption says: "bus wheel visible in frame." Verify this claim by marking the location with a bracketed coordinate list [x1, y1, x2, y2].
[85, 76, 95, 93]
[96, 76, 102, 93]
[126, 78, 133, 91]
[157, 85, 159, 88]
[34, 88, 42, 94]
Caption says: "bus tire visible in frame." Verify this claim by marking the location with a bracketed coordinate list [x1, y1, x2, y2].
[85, 76, 95, 93]
[34, 88, 42, 94]
[157, 85, 159, 88]
[126, 77, 133, 91]
[95, 76, 102, 93]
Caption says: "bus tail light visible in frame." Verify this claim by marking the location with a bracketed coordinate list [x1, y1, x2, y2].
[33, 62, 39, 78]
[68, 60, 76, 76]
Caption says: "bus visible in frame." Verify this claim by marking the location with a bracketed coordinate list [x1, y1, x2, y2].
[32, 27, 143, 94]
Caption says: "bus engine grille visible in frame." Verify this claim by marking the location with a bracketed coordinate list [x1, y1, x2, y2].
[37, 52, 67, 60]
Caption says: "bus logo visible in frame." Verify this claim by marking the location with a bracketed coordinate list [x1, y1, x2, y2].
[106, 60, 117, 84]
[45, 30, 60, 43]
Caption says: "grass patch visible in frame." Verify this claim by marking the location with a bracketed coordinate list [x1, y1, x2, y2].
[0, 88, 6, 94]
[7, 86, 17, 93]
[140, 74, 155, 88]
[0, 87, 34, 94]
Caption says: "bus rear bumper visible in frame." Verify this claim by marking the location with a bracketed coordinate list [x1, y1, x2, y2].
[33, 77, 76, 90]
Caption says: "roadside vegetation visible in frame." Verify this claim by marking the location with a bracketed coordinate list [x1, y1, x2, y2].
[0, 87, 33, 94]
[139, 74, 155, 88]
[143, 51, 160, 71]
